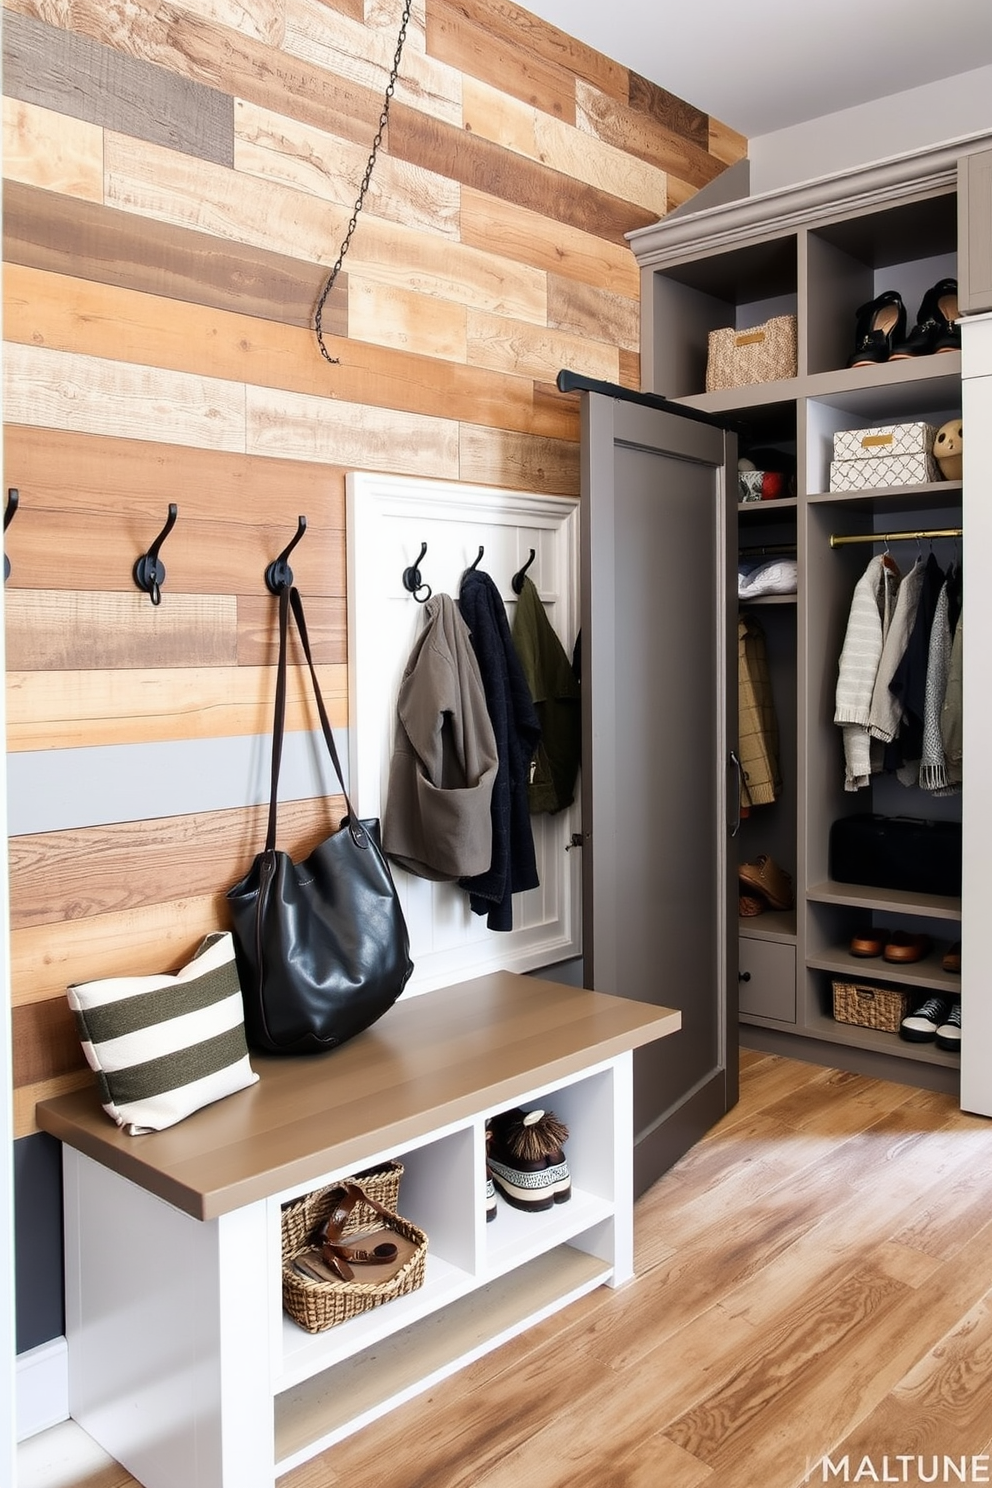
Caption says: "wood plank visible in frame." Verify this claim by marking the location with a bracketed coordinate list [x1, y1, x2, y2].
[388, 100, 659, 247]
[8, 797, 348, 931]
[825, 1290, 992, 1468]
[347, 275, 468, 362]
[461, 76, 669, 219]
[3, 0, 390, 151]
[2, 426, 347, 529]
[575, 77, 724, 192]
[233, 98, 461, 240]
[618, 348, 641, 389]
[547, 273, 640, 353]
[5, 591, 238, 670]
[10, 896, 231, 1008]
[465, 308, 620, 385]
[12, 999, 87, 1089]
[427, 0, 629, 103]
[457, 425, 578, 497]
[245, 384, 459, 479]
[237, 594, 346, 666]
[708, 115, 749, 170]
[2, 9, 234, 166]
[5, 663, 347, 751]
[1, 96, 103, 202]
[2, 180, 347, 333]
[283, 0, 462, 127]
[459, 186, 641, 299]
[2, 342, 246, 453]
[2, 508, 345, 600]
[426, 0, 576, 124]
[15, 1072, 93, 1140]
[626, 71, 710, 152]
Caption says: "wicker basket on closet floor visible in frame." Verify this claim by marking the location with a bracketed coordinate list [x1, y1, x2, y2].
[832, 979, 912, 1033]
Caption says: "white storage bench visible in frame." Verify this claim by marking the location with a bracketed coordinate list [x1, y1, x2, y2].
[37, 971, 680, 1488]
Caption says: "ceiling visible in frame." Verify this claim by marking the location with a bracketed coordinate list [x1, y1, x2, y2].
[520, 0, 992, 137]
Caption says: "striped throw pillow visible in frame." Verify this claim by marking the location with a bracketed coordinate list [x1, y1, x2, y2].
[68, 931, 259, 1135]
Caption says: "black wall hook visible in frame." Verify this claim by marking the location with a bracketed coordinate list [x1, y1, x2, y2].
[402, 541, 432, 602]
[265, 515, 307, 594]
[511, 548, 536, 594]
[468, 545, 485, 571]
[133, 503, 178, 606]
[4, 488, 19, 583]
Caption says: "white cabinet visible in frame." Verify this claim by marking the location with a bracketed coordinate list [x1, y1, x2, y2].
[40, 972, 679, 1487]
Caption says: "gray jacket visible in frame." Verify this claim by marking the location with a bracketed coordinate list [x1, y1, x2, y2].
[383, 593, 498, 881]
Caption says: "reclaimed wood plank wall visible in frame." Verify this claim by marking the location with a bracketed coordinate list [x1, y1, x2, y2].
[2, 0, 745, 1137]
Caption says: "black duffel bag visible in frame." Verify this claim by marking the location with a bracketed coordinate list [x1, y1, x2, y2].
[829, 813, 961, 897]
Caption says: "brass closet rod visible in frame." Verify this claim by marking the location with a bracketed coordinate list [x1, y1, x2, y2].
[829, 527, 962, 548]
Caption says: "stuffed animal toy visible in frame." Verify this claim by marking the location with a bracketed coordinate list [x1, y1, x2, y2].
[933, 419, 962, 480]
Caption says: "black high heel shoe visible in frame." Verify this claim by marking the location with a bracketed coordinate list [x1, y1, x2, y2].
[889, 278, 959, 359]
[847, 289, 907, 367]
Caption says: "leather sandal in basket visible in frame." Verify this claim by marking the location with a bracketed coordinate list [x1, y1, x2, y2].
[293, 1182, 406, 1285]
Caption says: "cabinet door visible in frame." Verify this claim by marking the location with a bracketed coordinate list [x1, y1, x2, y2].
[579, 391, 738, 1195]
[959, 148, 992, 315]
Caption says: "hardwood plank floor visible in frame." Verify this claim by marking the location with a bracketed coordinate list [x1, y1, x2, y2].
[19, 1050, 992, 1488]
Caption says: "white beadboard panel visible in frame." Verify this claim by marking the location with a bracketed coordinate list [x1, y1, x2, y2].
[347, 472, 581, 993]
[6, 729, 350, 836]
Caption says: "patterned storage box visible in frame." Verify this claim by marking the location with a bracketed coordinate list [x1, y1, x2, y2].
[833, 422, 936, 461]
[829, 422, 939, 490]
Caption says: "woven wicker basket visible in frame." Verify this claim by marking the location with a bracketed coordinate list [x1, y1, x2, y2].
[832, 979, 912, 1033]
[706, 314, 797, 392]
[282, 1185, 427, 1334]
[281, 1160, 404, 1257]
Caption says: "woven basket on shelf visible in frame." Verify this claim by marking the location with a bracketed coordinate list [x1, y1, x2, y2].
[282, 1192, 427, 1334]
[706, 314, 797, 392]
[280, 1160, 403, 1256]
[831, 979, 912, 1034]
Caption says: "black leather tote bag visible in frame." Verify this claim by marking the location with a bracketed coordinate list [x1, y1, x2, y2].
[228, 585, 413, 1054]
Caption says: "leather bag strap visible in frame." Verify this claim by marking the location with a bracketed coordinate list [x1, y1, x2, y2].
[265, 585, 366, 853]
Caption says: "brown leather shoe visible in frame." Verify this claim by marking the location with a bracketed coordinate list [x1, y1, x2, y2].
[942, 940, 961, 974]
[850, 928, 889, 958]
[739, 893, 765, 917]
[883, 931, 932, 964]
[738, 855, 794, 911]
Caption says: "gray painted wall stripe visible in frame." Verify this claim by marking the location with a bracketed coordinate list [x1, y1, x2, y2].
[6, 729, 351, 835]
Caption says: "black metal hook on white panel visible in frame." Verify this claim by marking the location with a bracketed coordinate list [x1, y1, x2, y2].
[511, 548, 536, 594]
[4, 488, 19, 582]
[265, 515, 307, 594]
[133, 503, 178, 606]
[401, 542, 432, 602]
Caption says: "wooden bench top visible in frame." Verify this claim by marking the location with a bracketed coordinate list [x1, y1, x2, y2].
[36, 972, 680, 1220]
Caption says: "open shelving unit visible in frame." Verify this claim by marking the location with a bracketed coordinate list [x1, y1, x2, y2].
[627, 138, 991, 1093]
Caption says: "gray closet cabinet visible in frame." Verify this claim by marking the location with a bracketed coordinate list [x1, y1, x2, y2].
[628, 133, 992, 1107]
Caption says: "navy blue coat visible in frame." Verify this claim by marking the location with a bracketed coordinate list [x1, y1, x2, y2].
[457, 568, 541, 930]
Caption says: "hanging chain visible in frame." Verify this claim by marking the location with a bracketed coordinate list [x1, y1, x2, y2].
[314, 0, 413, 364]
